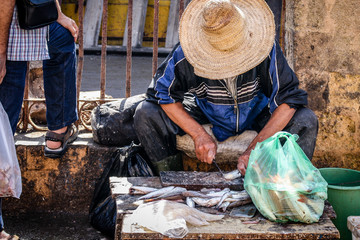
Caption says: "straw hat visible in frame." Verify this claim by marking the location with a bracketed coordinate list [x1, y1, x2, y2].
[179, 0, 275, 79]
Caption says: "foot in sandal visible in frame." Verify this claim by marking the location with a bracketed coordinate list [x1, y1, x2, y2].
[44, 123, 78, 158]
[0, 230, 19, 240]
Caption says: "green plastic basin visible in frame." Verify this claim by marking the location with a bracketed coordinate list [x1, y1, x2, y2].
[319, 168, 360, 240]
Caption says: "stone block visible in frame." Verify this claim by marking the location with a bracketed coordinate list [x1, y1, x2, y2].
[4, 131, 118, 214]
[176, 124, 257, 169]
[348, 216, 360, 240]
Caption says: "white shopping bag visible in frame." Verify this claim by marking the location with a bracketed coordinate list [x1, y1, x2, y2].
[0, 102, 22, 198]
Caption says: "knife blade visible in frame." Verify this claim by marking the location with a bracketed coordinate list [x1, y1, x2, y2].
[212, 159, 224, 175]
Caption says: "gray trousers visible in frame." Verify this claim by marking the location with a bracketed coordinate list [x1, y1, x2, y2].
[134, 96, 318, 164]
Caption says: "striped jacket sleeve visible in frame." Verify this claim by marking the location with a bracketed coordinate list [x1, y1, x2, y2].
[266, 42, 308, 113]
[146, 43, 190, 104]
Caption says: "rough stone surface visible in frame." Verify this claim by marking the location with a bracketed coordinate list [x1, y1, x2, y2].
[347, 216, 360, 239]
[177, 124, 257, 165]
[4, 131, 117, 214]
[288, 0, 360, 170]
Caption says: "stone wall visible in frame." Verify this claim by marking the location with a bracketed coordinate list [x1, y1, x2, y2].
[5, 133, 117, 213]
[285, 0, 360, 170]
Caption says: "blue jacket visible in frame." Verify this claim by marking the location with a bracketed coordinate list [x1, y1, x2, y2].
[146, 42, 308, 142]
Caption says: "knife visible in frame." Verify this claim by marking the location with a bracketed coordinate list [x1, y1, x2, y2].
[212, 159, 224, 175]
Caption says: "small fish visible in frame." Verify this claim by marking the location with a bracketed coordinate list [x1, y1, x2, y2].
[155, 187, 187, 199]
[206, 188, 230, 197]
[223, 169, 242, 180]
[200, 188, 222, 193]
[186, 197, 195, 208]
[192, 197, 222, 207]
[216, 192, 232, 209]
[129, 186, 158, 195]
[227, 197, 252, 208]
[218, 201, 230, 212]
[144, 196, 184, 202]
[138, 186, 175, 200]
[229, 190, 250, 199]
[182, 190, 211, 198]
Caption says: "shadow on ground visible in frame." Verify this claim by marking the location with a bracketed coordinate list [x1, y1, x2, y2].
[4, 211, 112, 240]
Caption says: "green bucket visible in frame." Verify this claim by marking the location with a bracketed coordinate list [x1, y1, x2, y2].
[319, 168, 360, 240]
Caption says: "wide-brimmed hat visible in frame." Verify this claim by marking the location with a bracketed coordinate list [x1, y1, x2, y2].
[179, 0, 275, 79]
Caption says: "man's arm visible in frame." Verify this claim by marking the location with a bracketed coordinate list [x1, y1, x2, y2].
[55, 0, 78, 41]
[237, 103, 296, 175]
[0, 0, 16, 84]
[161, 102, 217, 164]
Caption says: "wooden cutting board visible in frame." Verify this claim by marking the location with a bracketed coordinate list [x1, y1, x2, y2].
[159, 171, 244, 191]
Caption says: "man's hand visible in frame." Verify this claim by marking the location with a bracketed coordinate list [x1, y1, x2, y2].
[237, 103, 296, 176]
[55, 0, 78, 41]
[57, 13, 78, 41]
[193, 131, 217, 164]
[161, 102, 217, 165]
[237, 149, 251, 176]
[0, 53, 6, 84]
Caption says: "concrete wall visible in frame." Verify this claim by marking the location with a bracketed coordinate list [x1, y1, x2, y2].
[285, 0, 360, 170]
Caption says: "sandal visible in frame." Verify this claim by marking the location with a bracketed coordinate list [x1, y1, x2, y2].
[44, 123, 78, 158]
[0, 230, 19, 240]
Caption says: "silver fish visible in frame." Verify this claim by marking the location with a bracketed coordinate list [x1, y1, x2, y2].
[227, 197, 252, 208]
[182, 190, 212, 198]
[223, 169, 242, 180]
[129, 186, 158, 195]
[218, 201, 230, 212]
[156, 187, 187, 199]
[216, 192, 232, 209]
[186, 197, 195, 208]
[229, 190, 250, 199]
[138, 186, 175, 200]
[206, 188, 230, 197]
[192, 196, 222, 207]
[200, 188, 222, 193]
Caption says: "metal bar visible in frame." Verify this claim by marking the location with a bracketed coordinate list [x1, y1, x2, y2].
[76, 0, 84, 108]
[21, 63, 30, 132]
[179, 0, 185, 20]
[100, 0, 108, 102]
[280, 0, 286, 52]
[125, 0, 133, 98]
[152, 0, 159, 77]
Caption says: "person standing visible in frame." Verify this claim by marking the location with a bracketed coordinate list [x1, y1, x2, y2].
[0, 0, 79, 238]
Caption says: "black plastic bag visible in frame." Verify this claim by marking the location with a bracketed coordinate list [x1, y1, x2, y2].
[91, 94, 146, 146]
[89, 142, 155, 237]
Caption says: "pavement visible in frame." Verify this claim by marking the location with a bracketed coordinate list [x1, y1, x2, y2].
[80, 53, 166, 98]
[3, 53, 166, 240]
[4, 211, 111, 240]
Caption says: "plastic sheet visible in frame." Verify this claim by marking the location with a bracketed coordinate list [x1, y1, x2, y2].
[244, 131, 328, 223]
[0, 102, 22, 198]
[130, 200, 224, 238]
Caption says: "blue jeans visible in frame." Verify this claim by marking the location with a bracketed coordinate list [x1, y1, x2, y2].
[0, 22, 78, 134]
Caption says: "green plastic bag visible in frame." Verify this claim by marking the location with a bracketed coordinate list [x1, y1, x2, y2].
[244, 131, 328, 223]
